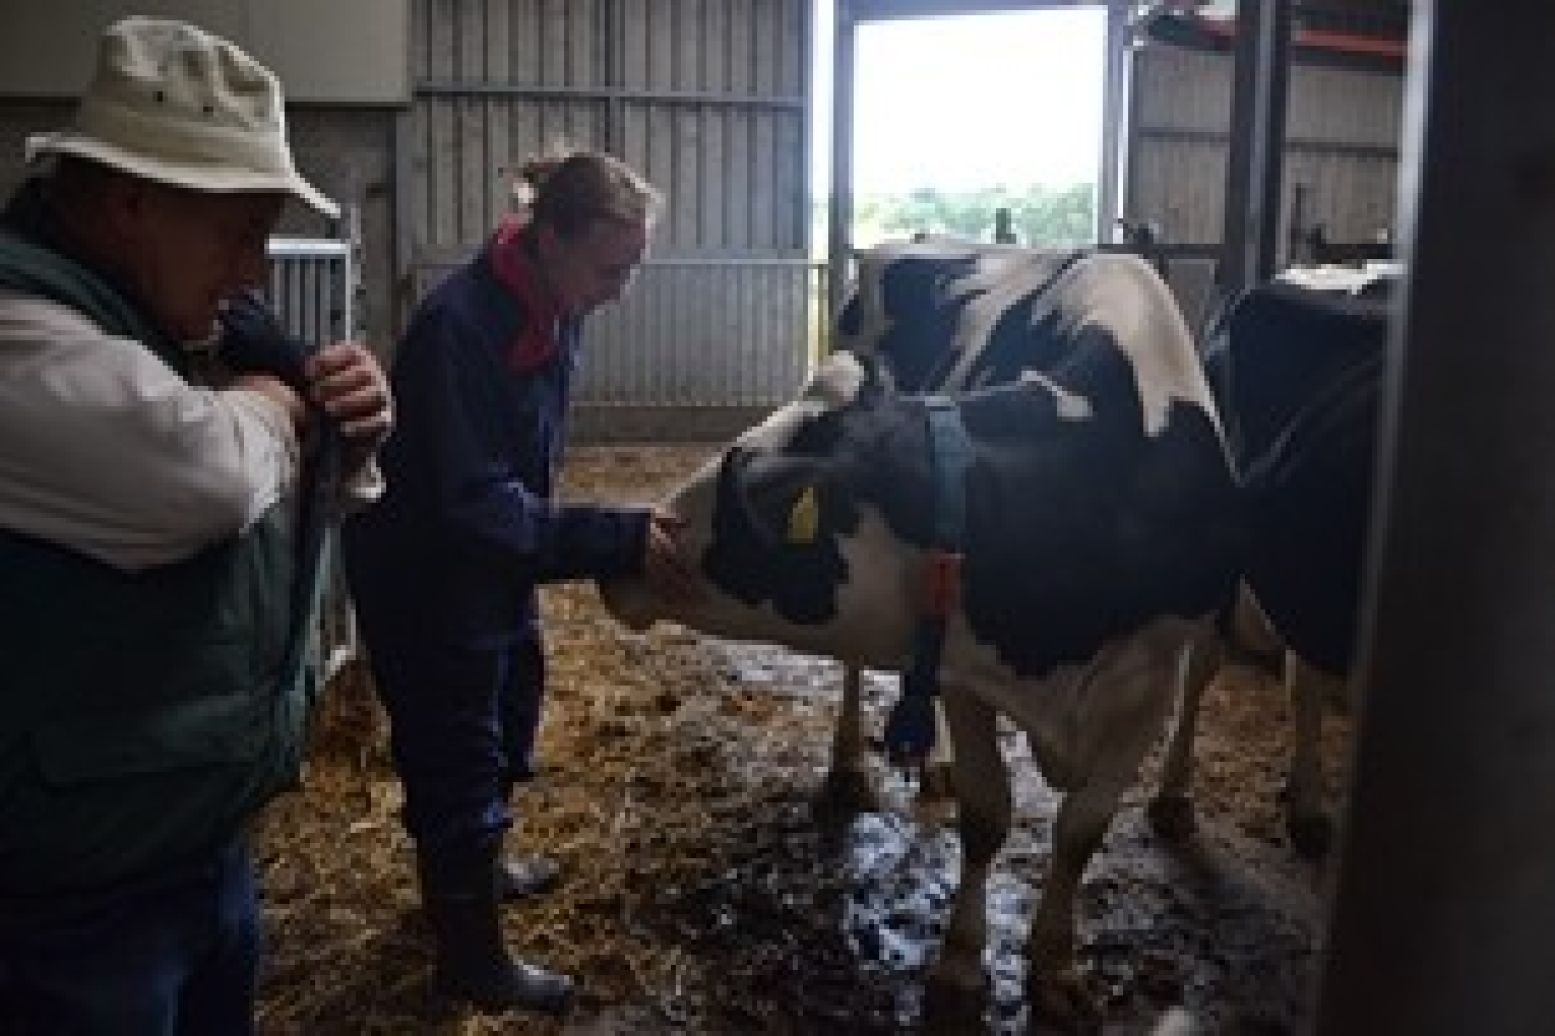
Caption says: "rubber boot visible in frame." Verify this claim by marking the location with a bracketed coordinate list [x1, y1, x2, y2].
[497, 854, 561, 901]
[417, 844, 574, 1014]
[496, 768, 560, 902]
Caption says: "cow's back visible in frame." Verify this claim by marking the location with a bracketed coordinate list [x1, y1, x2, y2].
[835, 243, 1084, 392]
[1203, 279, 1389, 475]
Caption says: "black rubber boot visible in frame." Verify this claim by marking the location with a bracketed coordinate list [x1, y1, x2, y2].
[496, 769, 560, 902]
[417, 844, 574, 1014]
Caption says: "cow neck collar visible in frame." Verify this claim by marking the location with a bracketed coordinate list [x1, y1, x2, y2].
[884, 394, 973, 766]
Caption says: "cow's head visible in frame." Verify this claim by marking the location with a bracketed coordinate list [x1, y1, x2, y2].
[601, 353, 923, 666]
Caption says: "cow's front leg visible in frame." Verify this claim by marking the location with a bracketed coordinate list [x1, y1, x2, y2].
[923, 688, 1007, 1016]
[1148, 633, 1222, 842]
[1285, 652, 1337, 858]
[818, 665, 880, 818]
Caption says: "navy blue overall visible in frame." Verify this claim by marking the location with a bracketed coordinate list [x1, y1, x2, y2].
[342, 228, 648, 858]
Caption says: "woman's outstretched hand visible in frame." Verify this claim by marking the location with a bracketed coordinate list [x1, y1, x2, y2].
[642, 508, 700, 605]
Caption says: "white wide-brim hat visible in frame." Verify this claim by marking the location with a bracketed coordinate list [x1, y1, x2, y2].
[25, 16, 338, 218]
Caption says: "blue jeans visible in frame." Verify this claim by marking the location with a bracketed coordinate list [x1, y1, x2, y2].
[371, 638, 546, 853]
[0, 839, 258, 1036]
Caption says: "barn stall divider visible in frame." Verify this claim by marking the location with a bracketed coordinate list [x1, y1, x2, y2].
[267, 219, 363, 686]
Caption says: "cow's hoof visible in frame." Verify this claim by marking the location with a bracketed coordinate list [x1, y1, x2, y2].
[1288, 811, 1333, 859]
[919, 762, 956, 800]
[908, 771, 957, 827]
[921, 970, 988, 1027]
[814, 767, 880, 820]
[913, 794, 959, 829]
[1028, 967, 1101, 1034]
[1147, 794, 1197, 844]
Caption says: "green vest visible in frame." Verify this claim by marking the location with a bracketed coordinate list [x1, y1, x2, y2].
[0, 229, 321, 899]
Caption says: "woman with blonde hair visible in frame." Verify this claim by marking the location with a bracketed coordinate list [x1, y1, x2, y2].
[342, 149, 693, 1014]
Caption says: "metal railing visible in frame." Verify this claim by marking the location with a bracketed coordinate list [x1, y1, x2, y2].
[411, 250, 831, 411]
[266, 228, 360, 685]
[580, 255, 828, 408]
[268, 237, 354, 350]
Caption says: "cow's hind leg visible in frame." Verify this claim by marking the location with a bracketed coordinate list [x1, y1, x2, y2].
[1286, 652, 1337, 858]
[913, 702, 959, 826]
[1147, 634, 1222, 842]
[1026, 642, 1183, 1031]
[817, 665, 880, 818]
[922, 688, 1007, 1018]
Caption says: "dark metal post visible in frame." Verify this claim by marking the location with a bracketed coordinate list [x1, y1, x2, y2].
[391, 108, 415, 336]
[1318, 2, 1555, 1032]
[826, 2, 857, 327]
[1097, 0, 1130, 244]
[1217, 0, 1291, 294]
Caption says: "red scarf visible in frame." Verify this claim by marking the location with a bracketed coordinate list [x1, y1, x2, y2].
[489, 217, 562, 373]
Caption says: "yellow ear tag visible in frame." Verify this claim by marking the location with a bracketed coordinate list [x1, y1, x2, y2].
[786, 486, 819, 545]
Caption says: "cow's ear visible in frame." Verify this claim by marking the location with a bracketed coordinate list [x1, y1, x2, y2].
[737, 453, 830, 547]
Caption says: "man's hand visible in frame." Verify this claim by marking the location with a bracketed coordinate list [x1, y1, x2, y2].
[643, 508, 700, 605]
[305, 343, 393, 474]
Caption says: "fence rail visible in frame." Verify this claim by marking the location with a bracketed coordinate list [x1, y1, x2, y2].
[267, 233, 360, 685]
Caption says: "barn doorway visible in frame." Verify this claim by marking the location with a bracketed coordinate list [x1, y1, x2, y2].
[815, 4, 1112, 260]
[852, 8, 1107, 248]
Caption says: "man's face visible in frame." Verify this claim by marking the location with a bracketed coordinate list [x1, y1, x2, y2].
[118, 184, 285, 341]
[538, 217, 648, 318]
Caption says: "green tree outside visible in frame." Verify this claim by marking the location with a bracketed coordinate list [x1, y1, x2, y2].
[852, 182, 1095, 248]
[805, 182, 1098, 356]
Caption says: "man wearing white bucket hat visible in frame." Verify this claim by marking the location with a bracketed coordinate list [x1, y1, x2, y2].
[0, 16, 391, 1034]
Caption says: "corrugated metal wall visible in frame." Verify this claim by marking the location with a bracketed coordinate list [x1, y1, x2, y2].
[399, 0, 813, 414]
[1127, 41, 1403, 257]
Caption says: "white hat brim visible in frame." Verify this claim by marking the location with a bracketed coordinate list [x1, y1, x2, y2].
[26, 130, 340, 219]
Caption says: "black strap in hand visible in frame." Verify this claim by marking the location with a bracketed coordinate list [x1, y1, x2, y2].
[215, 289, 310, 392]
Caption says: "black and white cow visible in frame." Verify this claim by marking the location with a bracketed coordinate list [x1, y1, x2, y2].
[602, 250, 1243, 1016]
[822, 243, 1101, 815]
[822, 246, 1388, 858]
[1156, 272, 1388, 856]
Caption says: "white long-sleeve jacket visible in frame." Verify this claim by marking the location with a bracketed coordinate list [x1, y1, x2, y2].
[0, 288, 304, 572]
